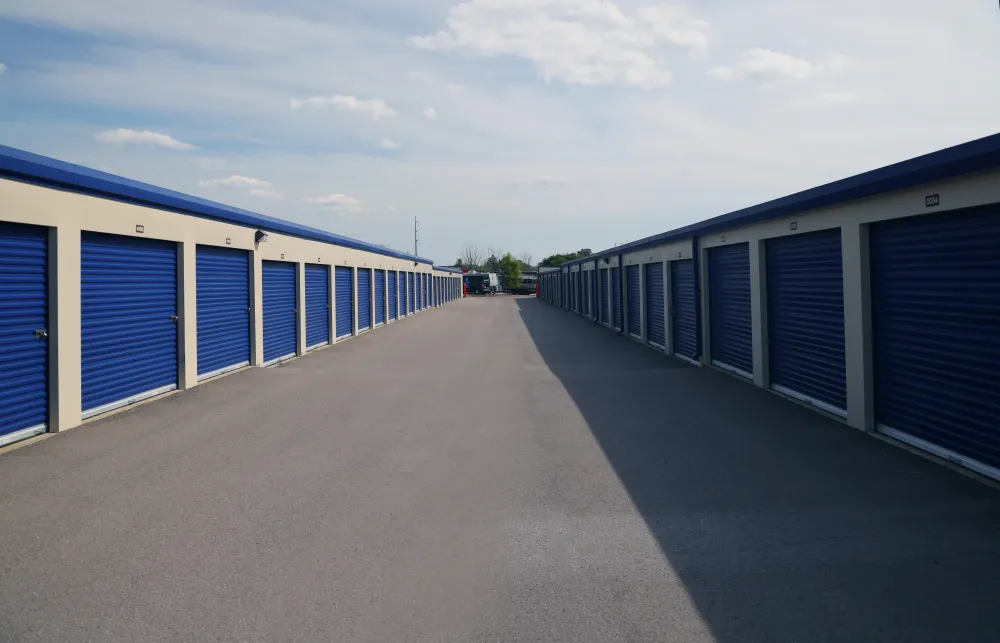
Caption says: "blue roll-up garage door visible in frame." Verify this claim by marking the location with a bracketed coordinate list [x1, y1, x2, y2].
[645, 263, 665, 347]
[374, 269, 386, 326]
[335, 266, 353, 339]
[305, 264, 330, 350]
[388, 271, 398, 320]
[408, 273, 415, 313]
[262, 260, 297, 365]
[611, 267, 622, 330]
[600, 268, 609, 324]
[82, 232, 178, 418]
[592, 270, 599, 319]
[871, 206, 1000, 479]
[626, 265, 641, 337]
[358, 268, 372, 330]
[707, 243, 752, 378]
[0, 222, 48, 446]
[767, 229, 845, 415]
[671, 259, 699, 363]
[196, 245, 250, 380]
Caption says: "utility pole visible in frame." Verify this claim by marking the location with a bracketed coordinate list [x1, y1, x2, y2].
[414, 216, 419, 256]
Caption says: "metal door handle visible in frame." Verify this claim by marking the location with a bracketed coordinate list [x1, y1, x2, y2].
[169, 315, 179, 323]
[245, 307, 252, 313]
[33, 328, 48, 340]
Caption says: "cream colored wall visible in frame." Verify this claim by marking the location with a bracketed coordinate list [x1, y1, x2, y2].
[1, 178, 438, 433]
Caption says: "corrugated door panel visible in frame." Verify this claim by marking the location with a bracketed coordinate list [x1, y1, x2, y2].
[305, 264, 330, 350]
[612, 267, 622, 330]
[645, 263, 665, 347]
[671, 259, 698, 362]
[707, 243, 753, 377]
[408, 273, 415, 313]
[0, 222, 48, 445]
[81, 232, 177, 417]
[767, 230, 846, 414]
[388, 271, 398, 320]
[357, 268, 372, 330]
[262, 260, 297, 364]
[601, 268, 610, 324]
[871, 206, 1000, 477]
[335, 266, 353, 338]
[626, 265, 641, 337]
[196, 246, 250, 379]
[592, 270, 599, 319]
[374, 270, 386, 325]
[584, 273, 591, 316]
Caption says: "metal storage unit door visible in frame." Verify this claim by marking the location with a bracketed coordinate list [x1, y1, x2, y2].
[611, 267, 622, 330]
[0, 222, 48, 446]
[592, 270, 599, 319]
[262, 260, 297, 365]
[644, 263, 665, 347]
[584, 273, 591, 316]
[374, 270, 386, 325]
[707, 243, 753, 377]
[388, 271, 398, 320]
[81, 232, 178, 418]
[335, 266, 353, 338]
[305, 264, 330, 350]
[767, 229, 846, 415]
[601, 268, 610, 324]
[408, 273, 415, 313]
[670, 259, 699, 363]
[871, 206, 1000, 479]
[196, 245, 250, 380]
[357, 268, 372, 330]
[626, 265, 641, 337]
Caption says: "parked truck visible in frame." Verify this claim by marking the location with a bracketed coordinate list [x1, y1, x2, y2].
[465, 272, 500, 295]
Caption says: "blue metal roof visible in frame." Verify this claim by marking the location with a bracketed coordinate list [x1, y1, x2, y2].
[0, 144, 433, 265]
[432, 266, 464, 274]
[565, 132, 1000, 266]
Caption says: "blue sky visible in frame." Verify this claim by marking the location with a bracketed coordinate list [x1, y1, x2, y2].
[1, 0, 998, 264]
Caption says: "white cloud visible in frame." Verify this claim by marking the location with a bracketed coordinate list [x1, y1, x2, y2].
[302, 193, 362, 207]
[409, 70, 435, 84]
[411, 0, 710, 88]
[198, 175, 272, 188]
[423, 107, 437, 120]
[708, 49, 824, 82]
[815, 91, 859, 105]
[380, 138, 401, 150]
[94, 128, 196, 150]
[826, 54, 850, 73]
[0, 62, 7, 75]
[289, 94, 397, 119]
[249, 188, 284, 199]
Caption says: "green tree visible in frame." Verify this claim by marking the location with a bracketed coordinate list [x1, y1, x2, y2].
[539, 249, 593, 267]
[498, 252, 522, 292]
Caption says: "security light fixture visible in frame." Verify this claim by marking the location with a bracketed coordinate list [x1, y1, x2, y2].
[255, 230, 268, 245]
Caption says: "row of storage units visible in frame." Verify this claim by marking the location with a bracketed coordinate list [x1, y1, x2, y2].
[0, 145, 464, 448]
[539, 133, 1000, 483]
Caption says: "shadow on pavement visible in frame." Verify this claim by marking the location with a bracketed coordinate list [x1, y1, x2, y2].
[515, 297, 1000, 643]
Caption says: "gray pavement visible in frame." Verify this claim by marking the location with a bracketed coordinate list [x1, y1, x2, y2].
[1, 296, 999, 643]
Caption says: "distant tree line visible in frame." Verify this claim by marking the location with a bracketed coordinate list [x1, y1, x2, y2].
[539, 249, 592, 267]
[454, 244, 534, 273]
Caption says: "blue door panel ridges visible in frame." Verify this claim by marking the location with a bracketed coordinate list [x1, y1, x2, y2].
[626, 265, 641, 337]
[408, 272, 415, 313]
[644, 263, 665, 347]
[196, 245, 251, 378]
[601, 268, 610, 324]
[81, 232, 178, 416]
[357, 268, 372, 330]
[0, 222, 48, 444]
[707, 243, 753, 376]
[670, 259, 699, 362]
[262, 260, 297, 364]
[374, 269, 386, 326]
[767, 229, 846, 413]
[335, 266, 353, 338]
[611, 267, 622, 330]
[305, 264, 331, 349]
[871, 205, 1000, 475]
[388, 271, 398, 320]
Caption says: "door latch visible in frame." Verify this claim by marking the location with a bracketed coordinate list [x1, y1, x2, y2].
[169, 315, 179, 323]
[33, 328, 48, 340]
[245, 307, 252, 313]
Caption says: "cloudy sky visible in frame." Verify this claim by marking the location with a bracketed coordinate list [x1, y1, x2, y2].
[0, 0, 997, 263]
